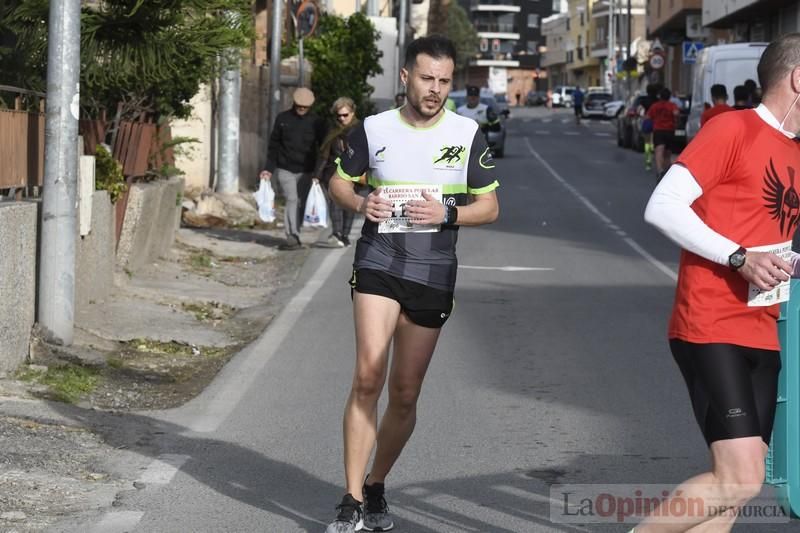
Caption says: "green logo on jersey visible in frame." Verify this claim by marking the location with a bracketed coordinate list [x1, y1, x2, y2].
[434, 145, 466, 169]
[375, 146, 386, 162]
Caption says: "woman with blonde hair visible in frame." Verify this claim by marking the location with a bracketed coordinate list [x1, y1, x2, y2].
[313, 97, 360, 247]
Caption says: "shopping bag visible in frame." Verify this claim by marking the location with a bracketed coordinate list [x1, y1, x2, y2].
[303, 181, 328, 228]
[253, 180, 276, 223]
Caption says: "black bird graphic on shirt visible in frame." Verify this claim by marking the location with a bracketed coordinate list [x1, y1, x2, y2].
[763, 158, 800, 236]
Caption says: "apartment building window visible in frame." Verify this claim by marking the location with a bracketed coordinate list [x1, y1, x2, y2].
[527, 40, 539, 54]
[528, 14, 539, 28]
[580, 12, 584, 25]
[566, 18, 570, 30]
[552, 0, 560, 9]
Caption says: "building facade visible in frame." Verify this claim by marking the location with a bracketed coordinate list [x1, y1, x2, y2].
[703, 0, 800, 40]
[460, 0, 555, 94]
[566, 0, 602, 87]
[542, 12, 571, 86]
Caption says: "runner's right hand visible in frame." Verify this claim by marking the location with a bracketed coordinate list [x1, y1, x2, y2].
[361, 187, 393, 222]
[259, 170, 271, 180]
[738, 251, 792, 291]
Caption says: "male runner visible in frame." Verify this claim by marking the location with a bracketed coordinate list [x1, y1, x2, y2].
[700, 84, 732, 127]
[326, 35, 500, 533]
[640, 33, 800, 532]
[646, 87, 679, 180]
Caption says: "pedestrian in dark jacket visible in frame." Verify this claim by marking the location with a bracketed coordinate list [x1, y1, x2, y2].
[313, 97, 361, 247]
[260, 87, 326, 250]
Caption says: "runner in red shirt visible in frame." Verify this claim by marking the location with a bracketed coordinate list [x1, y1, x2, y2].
[638, 34, 800, 532]
[646, 88, 680, 178]
[700, 83, 734, 127]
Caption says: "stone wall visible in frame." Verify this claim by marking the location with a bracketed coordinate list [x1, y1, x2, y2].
[116, 178, 184, 272]
[0, 202, 37, 375]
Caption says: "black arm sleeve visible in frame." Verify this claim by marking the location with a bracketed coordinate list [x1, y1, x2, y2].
[467, 129, 500, 194]
[335, 122, 370, 182]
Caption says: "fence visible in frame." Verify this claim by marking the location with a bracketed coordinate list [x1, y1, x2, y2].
[0, 85, 46, 191]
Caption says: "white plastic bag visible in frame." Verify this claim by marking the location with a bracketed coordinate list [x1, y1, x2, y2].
[303, 181, 328, 228]
[253, 180, 275, 223]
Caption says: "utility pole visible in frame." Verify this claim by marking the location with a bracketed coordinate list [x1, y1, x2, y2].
[217, 49, 241, 194]
[269, 0, 284, 137]
[627, 0, 632, 52]
[39, 0, 81, 345]
[607, 0, 615, 93]
[398, 0, 408, 92]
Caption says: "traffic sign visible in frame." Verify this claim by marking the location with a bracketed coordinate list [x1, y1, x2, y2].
[649, 53, 665, 70]
[682, 41, 704, 64]
[295, 0, 319, 37]
[651, 38, 664, 52]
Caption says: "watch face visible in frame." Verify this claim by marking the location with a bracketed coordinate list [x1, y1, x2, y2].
[730, 253, 746, 268]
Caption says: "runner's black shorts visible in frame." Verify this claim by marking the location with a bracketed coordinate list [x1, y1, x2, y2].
[670, 339, 781, 446]
[653, 130, 675, 148]
[349, 268, 454, 329]
[574, 105, 582, 116]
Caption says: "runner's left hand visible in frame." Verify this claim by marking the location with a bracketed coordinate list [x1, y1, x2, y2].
[406, 191, 446, 224]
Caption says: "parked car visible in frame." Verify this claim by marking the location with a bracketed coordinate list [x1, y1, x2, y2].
[604, 100, 625, 118]
[450, 90, 508, 157]
[526, 90, 546, 106]
[687, 42, 767, 141]
[616, 93, 652, 149]
[552, 86, 575, 107]
[672, 95, 691, 153]
[582, 92, 613, 118]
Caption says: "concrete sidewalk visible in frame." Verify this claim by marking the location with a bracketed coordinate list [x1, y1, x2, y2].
[0, 222, 335, 531]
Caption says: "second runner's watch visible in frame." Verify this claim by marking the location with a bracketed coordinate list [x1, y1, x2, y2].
[443, 205, 458, 225]
[728, 246, 747, 271]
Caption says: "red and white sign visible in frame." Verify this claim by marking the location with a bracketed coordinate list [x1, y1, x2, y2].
[649, 53, 665, 70]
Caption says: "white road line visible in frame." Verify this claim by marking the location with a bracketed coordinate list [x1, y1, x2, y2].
[535, 130, 550, 135]
[524, 137, 678, 281]
[594, 132, 611, 137]
[179, 248, 348, 433]
[564, 132, 579, 136]
[137, 454, 190, 485]
[541, 118, 553, 123]
[459, 265, 553, 272]
[90, 511, 145, 533]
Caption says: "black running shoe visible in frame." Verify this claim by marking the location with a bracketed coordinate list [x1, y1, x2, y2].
[362, 482, 394, 531]
[325, 493, 363, 533]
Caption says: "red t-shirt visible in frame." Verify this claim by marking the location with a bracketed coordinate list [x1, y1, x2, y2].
[700, 103, 734, 127]
[670, 110, 800, 350]
[647, 100, 679, 131]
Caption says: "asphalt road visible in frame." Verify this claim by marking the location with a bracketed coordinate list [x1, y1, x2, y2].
[73, 107, 800, 532]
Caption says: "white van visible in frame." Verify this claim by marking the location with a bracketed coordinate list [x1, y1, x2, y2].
[686, 43, 767, 141]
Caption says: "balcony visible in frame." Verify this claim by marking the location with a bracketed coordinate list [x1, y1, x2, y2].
[591, 40, 610, 57]
[471, 0, 521, 12]
[475, 22, 521, 39]
[541, 49, 567, 66]
[591, 0, 646, 17]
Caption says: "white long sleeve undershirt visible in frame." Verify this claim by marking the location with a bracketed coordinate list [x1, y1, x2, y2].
[643, 104, 799, 268]
[644, 165, 740, 265]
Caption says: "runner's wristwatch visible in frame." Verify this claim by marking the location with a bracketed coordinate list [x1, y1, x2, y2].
[443, 205, 458, 225]
[728, 247, 747, 271]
